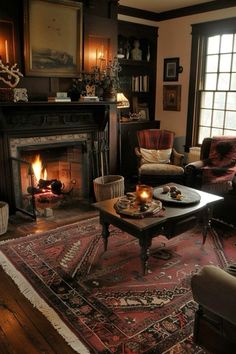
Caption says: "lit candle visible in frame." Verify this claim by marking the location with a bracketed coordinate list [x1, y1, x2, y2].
[95, 48, 98, 67]
[5, 40, 9, 63]
[136, 184, 153, 212]
[140, 190, 149, 203]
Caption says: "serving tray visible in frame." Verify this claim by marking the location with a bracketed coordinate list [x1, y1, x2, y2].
[114, 199, 162, 218]
[153, 187, 201, 205]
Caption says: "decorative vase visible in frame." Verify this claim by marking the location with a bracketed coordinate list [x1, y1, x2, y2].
[103, 88, 116, 102]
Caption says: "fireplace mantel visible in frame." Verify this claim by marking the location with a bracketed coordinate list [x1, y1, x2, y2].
[0, 101, 118, 211]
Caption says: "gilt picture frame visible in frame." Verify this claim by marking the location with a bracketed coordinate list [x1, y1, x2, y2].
[163, 85, 181, 111]
[24, 0, 83, 77]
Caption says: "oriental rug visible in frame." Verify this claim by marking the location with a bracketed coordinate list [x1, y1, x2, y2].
[0, 217, 234, 354]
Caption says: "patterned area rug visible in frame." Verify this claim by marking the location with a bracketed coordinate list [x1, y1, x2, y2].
[0, 217, 234, 354]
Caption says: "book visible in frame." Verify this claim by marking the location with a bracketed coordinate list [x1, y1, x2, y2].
[80, 96, 99, 102]
[48, 97, 71, 102]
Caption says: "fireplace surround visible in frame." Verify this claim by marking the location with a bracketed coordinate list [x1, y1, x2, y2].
[0, 101, 117, 215]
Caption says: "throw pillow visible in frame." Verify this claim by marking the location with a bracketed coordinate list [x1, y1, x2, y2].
[140, 148, 172, 164]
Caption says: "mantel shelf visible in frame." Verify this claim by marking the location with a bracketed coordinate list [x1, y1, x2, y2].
[0, 101, 117, 108]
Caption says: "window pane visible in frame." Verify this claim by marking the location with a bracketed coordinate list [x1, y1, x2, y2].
[220, 34, 233, 53]
[217, 73, 230, 90]
[219, 54, 231, 72]
[201, 92, 213, 108]
[212, 128, 223, 136]
[212, 110, 224, 127]
[205, 74, 217, 90]
[199, 109, 212, 126]
[230, 73, 236, 90]
[214, 92, 226, 109]
[224, 129, 236, 136]
[198, 127, 210, 144]
[234, 35, 236, 52]
[232, 54, 236, 71]
[206, 55, 218, 72]
[226, 92, 236, 110]
[225, 111, 236, 129]
[207, 36, 220, 54]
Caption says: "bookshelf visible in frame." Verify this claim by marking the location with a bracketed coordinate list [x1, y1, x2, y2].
[118, 20, 158, 120]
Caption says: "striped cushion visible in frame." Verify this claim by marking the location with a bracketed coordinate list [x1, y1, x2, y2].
[137, 129, 174, 150]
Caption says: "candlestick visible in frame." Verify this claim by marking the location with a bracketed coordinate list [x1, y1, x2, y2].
[5, 40, 9, 63]
[95, 49, 98, 67]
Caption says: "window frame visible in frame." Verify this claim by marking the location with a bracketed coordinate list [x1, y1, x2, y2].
[185, 17, 236, 151]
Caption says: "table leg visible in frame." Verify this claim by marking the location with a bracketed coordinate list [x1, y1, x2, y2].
[101, 221, 110, 251]
[139, 237, 152, 275]
[202, 206, 213, 244]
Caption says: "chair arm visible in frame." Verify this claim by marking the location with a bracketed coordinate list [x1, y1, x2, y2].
[171, 148, 184, 166]
[191, 265, 236, 326]
[134, 147, 142, 167]
[185, 160, 205, 173]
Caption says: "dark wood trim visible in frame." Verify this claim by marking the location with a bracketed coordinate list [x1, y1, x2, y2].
[185, 17, 236, 151]
[192, 16, 236, 35]
[158, 1, 236, 21]
[118, 5, 158, 21]
[185, 31, 200, 152]
[118, 1, 236, 21]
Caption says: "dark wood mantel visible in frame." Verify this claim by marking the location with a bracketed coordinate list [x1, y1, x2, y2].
[0, 101, 118, 210]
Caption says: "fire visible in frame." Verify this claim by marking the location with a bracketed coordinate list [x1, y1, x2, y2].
[32, 155, 47, 182]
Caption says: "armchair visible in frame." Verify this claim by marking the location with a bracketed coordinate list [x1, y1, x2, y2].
[191, 265, 236, 354]
[185, 136, 236, 226]
[134, 129, 184, 185]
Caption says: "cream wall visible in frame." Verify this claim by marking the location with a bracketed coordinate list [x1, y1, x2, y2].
[119, 7, 236, 152]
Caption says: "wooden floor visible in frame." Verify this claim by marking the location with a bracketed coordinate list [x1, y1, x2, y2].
[0, 201, 98, 354]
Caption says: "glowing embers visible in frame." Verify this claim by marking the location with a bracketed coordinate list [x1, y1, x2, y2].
[18, 144, 87, 214]
[25, 154, 69, 208]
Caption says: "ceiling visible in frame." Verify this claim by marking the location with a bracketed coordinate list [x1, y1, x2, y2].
[119, 0, 217, 13]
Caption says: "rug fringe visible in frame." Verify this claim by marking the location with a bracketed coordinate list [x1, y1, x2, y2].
[0, 251, 90, 354]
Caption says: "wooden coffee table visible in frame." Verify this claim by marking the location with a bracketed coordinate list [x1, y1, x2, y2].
[93, 184, 223, 275]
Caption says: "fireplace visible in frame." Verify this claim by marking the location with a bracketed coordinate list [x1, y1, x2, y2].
[0, 102, 118, 216]
[10, 134, 90, 218]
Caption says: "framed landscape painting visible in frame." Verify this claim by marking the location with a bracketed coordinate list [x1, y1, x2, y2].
[24, 0, 83, 77]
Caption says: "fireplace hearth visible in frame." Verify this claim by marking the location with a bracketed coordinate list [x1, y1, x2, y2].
[0, 102, 118, 216]
[12, 138, 89, 218]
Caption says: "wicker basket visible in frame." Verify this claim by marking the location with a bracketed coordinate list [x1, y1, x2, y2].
[93, 175, 125, 202]
[0, 201, 9, 235]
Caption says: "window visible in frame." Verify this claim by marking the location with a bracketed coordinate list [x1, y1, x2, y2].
[185, 18, 236, 150]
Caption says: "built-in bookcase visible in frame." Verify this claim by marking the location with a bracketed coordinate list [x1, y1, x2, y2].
[118, 20, 158, 120]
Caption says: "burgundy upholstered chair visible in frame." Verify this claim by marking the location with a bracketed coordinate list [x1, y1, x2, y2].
[185, 136, 236, 226]
[134, 129, 184, 185]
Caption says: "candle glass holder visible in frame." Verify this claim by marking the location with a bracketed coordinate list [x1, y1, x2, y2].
[136, 184, 153, 212]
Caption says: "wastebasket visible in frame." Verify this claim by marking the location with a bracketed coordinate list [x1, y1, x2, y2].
[93, 175, 125, 202]
[0, 201, 9, 235]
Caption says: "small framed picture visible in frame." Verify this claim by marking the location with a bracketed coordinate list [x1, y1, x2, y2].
[163, 57, 180, 81]
[138, 106, 149, 120]
[163, 85, 181, 111]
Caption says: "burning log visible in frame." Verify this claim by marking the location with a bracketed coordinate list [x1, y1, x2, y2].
[27, 179, 72, 195]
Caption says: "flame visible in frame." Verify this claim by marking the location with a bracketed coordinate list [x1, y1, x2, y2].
[43, 168, 47, 181]
[32, 154, 47, 182]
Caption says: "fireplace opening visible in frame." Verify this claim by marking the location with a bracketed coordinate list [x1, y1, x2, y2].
[11, 141, 90, 219]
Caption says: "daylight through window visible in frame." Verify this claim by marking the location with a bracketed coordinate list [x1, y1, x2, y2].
[198, 33, 236, 144]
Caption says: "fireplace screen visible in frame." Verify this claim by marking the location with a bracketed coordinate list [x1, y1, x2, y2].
[11, 142, 89, 218]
